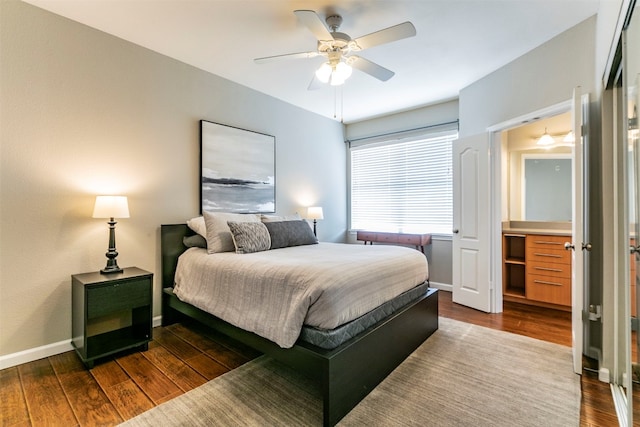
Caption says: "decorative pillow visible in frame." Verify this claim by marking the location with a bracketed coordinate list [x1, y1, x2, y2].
[186, 216, 207, 237]
[264, 220, 318, 249]
[260, 213, 301, 222]
[203, 211, 260, 254]
[227, 221, 271, 254]
[183, 234, 207, 248]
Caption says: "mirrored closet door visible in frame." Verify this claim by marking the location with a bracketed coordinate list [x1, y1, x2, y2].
[626, 3, 640, 420]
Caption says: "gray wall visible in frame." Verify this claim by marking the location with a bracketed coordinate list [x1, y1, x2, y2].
[0, 0, 346, 359]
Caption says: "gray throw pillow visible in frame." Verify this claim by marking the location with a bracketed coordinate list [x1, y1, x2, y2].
[227, 221, 271, 254]
[183, 234, 207, 248]
[264, 220, 318, 249]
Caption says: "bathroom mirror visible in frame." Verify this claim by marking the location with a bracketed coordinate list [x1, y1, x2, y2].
[522, 154, 572, 221]
[505, 112, 573, 222]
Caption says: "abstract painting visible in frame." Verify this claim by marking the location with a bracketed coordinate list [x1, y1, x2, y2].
[200, 120, 275, 213]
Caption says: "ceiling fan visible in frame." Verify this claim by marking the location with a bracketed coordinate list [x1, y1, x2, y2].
[254, 10, 416, 88]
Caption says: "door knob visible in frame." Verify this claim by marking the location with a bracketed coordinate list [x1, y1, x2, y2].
[453, 229, 459, 234]
[582, 242, 592, 251]
[564, 242, 574, 251]
[632, 245, 640, 254]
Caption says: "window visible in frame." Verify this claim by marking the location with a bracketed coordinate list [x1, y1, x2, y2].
[350, 129, 456, 235]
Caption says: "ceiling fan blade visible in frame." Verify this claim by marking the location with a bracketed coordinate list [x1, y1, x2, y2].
[350, 56, 395, 81]
[254, 51, 320, 64]
[294, 10, 334, 41]
[307, 75, 323, 91]
[353, 22, 416, 50]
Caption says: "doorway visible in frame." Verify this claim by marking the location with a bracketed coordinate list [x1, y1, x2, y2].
[488, 100, 575, 314]
[488, 92, 589, 375]
[499, 111, 575, 307]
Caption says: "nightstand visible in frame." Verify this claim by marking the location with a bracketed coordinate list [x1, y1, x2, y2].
[71, 267, 153, 368]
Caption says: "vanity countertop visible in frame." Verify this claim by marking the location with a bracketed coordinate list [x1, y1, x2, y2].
[502, 221, 571, 236]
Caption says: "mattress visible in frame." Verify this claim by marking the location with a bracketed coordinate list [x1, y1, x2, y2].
[173, 242, 429, 348]
[299, 281, 431, 349]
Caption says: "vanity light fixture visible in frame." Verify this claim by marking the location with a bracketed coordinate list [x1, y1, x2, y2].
[563, 131, 575, 144]
[537, 128, 555, 146]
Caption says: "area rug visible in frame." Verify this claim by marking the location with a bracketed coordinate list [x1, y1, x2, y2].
[120, 317, 580, 426]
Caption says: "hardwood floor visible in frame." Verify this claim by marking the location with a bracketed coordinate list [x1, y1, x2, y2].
[0, 290, 620, 426]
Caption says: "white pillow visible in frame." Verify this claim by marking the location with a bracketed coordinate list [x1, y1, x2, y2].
[260, 213, 301, 222]
[203, 211, 260, 253]
[186, 216, 207, 237]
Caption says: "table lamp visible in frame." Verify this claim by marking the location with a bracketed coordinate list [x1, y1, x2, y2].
[307, 206, 324, 237]
[93, 195, 129, 274]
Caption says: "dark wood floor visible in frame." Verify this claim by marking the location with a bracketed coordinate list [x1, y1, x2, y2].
[0, 290, 621, 426]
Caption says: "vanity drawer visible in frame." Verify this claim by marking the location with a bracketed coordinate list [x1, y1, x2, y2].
[526, 274, 571, 306]
[527, 260, 572, 279]
[526, 247, 571, 264]
[526, 235, 570, 250]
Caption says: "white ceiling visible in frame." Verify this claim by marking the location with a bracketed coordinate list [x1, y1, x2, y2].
[24, 0, 600, 123]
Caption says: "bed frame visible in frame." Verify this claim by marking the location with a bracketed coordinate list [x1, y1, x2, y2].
[160, 224, 439, 426]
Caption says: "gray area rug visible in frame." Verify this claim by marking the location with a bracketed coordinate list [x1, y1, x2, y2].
[120, 317, 580, 426]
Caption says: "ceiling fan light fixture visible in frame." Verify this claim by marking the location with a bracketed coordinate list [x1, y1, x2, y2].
[315, 62, 332, 83]
[330, 61, 352, 85]
[316, 60, 352, 86]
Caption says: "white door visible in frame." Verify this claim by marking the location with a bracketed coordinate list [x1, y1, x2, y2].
[452, 133, 491, 311]
[568, 87, 587, 374]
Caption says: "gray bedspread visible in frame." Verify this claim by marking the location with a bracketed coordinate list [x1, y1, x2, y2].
[173, 242, 429, 348]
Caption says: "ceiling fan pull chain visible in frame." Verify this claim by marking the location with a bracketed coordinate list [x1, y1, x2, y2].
[340, 86, 345, 123]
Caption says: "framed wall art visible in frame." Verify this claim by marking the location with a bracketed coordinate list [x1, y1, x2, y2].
[200, 120, 275, 213]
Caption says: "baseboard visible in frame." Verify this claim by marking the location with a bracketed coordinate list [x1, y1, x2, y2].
[599, 367, 610, 383]
[429, 281, 452, 292]
[0, 339, 73, 370]
[1, 316, 164, 370]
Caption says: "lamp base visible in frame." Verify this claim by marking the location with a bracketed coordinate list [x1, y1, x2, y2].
[100, 265, 123, 274]
[100, 218, 122, 274]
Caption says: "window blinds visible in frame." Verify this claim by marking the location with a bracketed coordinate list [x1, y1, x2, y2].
[350, 130, 456, 235]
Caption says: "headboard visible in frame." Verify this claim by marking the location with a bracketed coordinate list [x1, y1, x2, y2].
[160, 224, 194, 289]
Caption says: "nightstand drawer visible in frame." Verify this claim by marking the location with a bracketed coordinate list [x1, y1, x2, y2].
[87, 279, 150, 319]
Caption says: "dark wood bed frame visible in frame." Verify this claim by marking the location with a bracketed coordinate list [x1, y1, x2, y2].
[160, 224, 439, 426]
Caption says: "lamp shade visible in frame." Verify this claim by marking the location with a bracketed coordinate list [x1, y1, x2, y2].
[307, 206, 324, 220]
[92, 196, 130, 219]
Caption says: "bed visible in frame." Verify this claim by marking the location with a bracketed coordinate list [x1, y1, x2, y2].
[161, 223, 438, 426]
